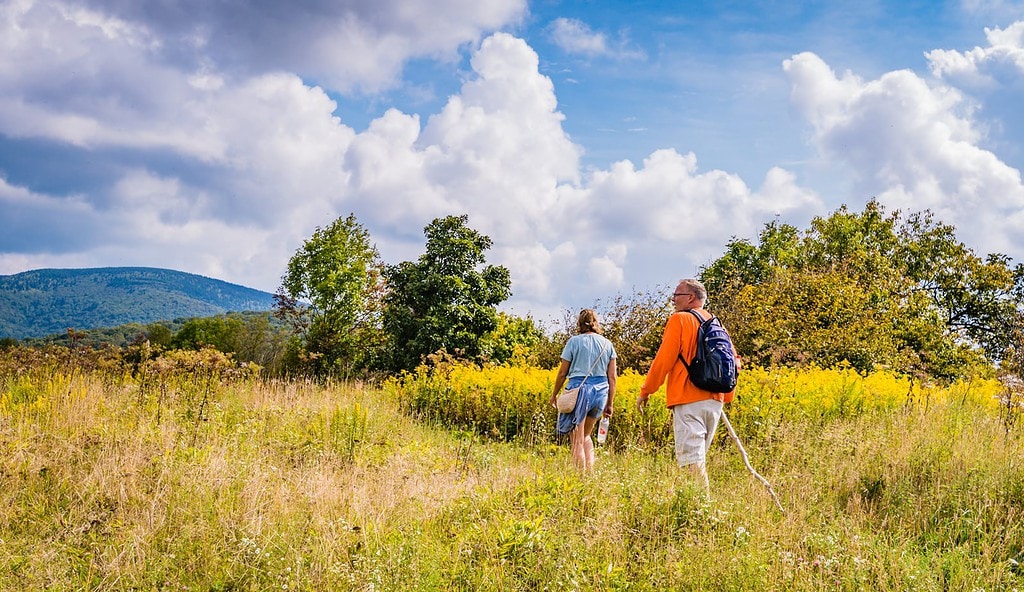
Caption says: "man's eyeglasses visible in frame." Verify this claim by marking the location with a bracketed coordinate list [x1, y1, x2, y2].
[673, 292, 694, 298]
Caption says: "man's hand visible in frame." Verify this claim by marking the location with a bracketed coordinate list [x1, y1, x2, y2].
[636, 394, 649, 412]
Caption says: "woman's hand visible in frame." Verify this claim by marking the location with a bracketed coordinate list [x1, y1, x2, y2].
[603, 403, 614, 418]
[549, 393, 558, 409]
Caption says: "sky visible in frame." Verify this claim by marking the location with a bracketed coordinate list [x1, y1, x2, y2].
[2, 0, 1024, 326]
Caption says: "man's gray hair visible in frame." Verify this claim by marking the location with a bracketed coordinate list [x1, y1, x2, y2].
[679, 278, 707, 303]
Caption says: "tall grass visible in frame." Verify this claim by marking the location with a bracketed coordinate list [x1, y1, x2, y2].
[2, 350, 1023, 590]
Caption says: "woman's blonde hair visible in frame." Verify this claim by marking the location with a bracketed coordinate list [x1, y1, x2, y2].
[577, 309, 602, 334]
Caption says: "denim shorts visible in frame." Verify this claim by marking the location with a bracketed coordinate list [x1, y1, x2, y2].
[555, 376, 609, 435]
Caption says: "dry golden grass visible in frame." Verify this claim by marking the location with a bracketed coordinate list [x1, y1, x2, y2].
[3, 354, 1024, 590]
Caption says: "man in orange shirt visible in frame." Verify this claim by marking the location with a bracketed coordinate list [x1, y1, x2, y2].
[637, 278, 738, 496]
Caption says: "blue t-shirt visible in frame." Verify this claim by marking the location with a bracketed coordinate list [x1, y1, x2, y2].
[560, 333, 616, 379]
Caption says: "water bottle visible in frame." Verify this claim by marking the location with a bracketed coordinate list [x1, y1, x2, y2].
[596, 417, 610, 444]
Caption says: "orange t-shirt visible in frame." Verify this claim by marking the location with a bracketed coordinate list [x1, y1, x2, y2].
[640, 309, 735, 407]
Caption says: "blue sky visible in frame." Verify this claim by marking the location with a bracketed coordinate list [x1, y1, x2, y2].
[2, 0, 1023, 324]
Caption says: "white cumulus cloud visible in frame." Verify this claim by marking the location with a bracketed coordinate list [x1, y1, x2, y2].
[784, 50, 1024, 258]
[926, 21, 1024, 84]
[0, 1, 840, 322]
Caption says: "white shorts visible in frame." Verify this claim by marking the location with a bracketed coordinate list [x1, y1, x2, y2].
[672, 398, 724, 467]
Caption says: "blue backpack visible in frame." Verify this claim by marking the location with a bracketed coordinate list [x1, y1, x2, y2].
[678, 309, 738, 396]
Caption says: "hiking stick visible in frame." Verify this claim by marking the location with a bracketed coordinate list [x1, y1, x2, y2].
[720, 410, 785, 513]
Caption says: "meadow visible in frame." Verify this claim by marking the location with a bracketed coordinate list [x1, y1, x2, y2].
[2, 345, 1024, 591]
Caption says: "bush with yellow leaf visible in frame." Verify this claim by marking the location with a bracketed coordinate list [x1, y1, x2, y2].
[387, 361, 1003, 450]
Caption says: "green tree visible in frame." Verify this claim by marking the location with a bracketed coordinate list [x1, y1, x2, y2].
[276, 214, 385, 376]
[170, 313, 289, 373]
[702, 220, 802, 297]
[171, 317, 241, 353]
[898, 211, 1024, 361]
[728, 267, 899, 370]
[479, 312, 547, 366]
[144, 323, 173, 349]
[382, 215, 511, 371]
[700, 200, 1017, 379]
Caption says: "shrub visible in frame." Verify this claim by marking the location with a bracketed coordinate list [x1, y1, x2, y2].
[386, 362, 1003, 451]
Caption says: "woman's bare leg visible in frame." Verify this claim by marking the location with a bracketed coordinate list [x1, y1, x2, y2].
[570, 422, 585, 469]
[583, 416, 599, 470]
[570, 416, 599, 471]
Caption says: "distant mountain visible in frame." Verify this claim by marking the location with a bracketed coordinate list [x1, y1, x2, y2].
[0, 267, 277, 339]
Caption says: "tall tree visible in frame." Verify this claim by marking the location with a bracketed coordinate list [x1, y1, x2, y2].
[700, 200, 1020, 379]
[382, 215, 511, 371]
[898, 211, 1024, 361]
[276, 214, 385, 375]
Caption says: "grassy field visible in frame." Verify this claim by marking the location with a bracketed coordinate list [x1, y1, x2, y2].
[2, 350, 1024, 590]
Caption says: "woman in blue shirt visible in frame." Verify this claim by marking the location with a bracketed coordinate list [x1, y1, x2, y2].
[548, 309, 617, 471]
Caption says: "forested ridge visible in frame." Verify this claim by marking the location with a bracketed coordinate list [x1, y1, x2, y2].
[0, 267, 275, 339]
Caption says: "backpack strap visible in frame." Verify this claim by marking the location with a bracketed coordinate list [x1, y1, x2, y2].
[677, 309, 708, 370]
